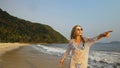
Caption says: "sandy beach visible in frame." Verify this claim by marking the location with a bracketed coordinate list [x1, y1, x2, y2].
[0, 43, 29, 56]
[0, 43, 69, 68]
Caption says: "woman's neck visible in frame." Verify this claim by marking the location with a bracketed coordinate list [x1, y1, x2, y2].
[75, 36, 82, 42]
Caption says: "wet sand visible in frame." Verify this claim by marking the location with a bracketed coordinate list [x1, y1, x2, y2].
[0, 43, 29, 56]
[0, 45, 69, 68]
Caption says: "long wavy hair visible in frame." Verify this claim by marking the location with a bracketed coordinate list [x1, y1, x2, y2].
[70, 25, 85, 46]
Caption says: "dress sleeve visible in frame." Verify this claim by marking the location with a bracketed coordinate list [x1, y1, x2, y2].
[61, 40, 72, 60]
[84, 33, 105, 45]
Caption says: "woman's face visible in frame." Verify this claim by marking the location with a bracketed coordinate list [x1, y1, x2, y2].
[75, 26, 83, 36]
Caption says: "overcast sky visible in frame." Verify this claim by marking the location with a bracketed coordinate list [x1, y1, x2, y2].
[0, 0, 120, 42]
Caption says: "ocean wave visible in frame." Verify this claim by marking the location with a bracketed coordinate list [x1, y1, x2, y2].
[89, 51, 120, 64]
[32, 44, 120, 65]
[32, 44, 66, 56]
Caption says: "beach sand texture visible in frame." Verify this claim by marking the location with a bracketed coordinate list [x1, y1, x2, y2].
[0, 43, 29, 56]
[0, 43, 69, 68]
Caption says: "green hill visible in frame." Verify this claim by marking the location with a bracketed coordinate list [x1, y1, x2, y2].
[0, 9, 67, 43]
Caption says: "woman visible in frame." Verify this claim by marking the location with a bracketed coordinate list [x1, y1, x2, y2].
[59, 25, 112, 68]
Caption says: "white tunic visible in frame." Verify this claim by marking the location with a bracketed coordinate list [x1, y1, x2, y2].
[62, 36, 99, 68]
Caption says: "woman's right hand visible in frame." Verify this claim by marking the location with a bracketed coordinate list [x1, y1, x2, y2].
[59, 59, 64, 68]
[103, 30, 113, 38]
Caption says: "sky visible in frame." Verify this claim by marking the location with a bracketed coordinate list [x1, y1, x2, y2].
[0, 0, 120, 42]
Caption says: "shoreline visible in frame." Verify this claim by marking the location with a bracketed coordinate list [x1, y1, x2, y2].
[0, 43, 120, 68]
[0, 42, 67, 57]
[0, 44, 69, 68]
[0, 43, 30, 56]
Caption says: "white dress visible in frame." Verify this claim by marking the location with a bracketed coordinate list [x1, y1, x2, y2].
[61, 36, 99, 68]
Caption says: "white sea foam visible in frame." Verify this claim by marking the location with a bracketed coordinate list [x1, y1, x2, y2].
[32, 44, 66, 56]
[89, 51, 120, 64]
[33, 45, 120, 68]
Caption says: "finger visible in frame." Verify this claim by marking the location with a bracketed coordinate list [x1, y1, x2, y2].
[107, 30, 113, 33]
[105, 30, 113, 33]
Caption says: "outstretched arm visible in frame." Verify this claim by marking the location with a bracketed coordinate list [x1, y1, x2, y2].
[97, 30, 112, 40]
[86, 30, 113, 44]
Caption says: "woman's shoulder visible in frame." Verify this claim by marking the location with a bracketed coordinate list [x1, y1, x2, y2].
[83, 36, 89, 39]
[68, 39, 74, 44]
[82, 36, 91, 42]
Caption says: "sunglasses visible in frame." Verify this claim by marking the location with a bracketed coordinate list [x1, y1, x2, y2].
[76, 28, 83, 31]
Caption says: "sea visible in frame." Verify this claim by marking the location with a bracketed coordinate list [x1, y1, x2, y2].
[31, 42, 120, 68]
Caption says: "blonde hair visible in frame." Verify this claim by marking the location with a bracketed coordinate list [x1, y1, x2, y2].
[70, 25, 85, 46]
[71, 25, 82, 39]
